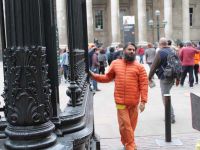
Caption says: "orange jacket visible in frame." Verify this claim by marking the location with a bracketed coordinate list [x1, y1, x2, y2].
[194, 53, 200, 65]
[92, 59, 148, 105]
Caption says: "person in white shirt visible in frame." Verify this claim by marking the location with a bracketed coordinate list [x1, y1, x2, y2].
[61, 49, 69, 82]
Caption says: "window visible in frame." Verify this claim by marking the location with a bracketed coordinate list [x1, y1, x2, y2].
[95, 10, 103, 30]
[189, 8, 193, 26]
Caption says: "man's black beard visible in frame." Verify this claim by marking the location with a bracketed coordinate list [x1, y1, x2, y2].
[124, 53, 136, 62]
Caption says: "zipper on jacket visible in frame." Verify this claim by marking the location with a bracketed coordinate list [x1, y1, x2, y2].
[124, 62, 127, 104]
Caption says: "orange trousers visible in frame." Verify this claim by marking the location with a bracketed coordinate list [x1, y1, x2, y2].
[117, 105, 138, 150]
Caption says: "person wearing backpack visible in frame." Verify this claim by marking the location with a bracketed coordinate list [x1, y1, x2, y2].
[148, 37, 180, 124]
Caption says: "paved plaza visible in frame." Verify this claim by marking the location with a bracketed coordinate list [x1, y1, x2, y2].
[0, 62, 200, 149]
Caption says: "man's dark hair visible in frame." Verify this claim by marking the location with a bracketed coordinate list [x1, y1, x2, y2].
[167, 40, 172, 46]
[91, 47, 98, 52]
[123, 42, 137, 51]
[178, 42, 184, 48]
[109, 47, 115, 53]
[100, 49, 105, 54]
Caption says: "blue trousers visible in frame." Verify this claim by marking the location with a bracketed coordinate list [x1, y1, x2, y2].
[91, 67, 99, 90]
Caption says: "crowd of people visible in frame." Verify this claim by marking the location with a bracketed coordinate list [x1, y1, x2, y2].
[88, 38, 200, 150]
[88, 39, 200, 90]
[57, 39, 200, 150]
[55, 38, 200, 150]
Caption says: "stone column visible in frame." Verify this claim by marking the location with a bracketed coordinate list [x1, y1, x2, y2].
[137, 0, 147, 45]
[56, 0, 68, 47]
[86, 0, 94, 43]
[182, 0, 190, 41]
[110, 0, 120, 46]
[164, 0, 173, 40]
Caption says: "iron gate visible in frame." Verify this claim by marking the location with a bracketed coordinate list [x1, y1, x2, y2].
[0, 0, 100, 149]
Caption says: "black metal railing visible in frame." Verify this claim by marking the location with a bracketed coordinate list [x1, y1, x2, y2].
[66, 0, 88, 107]
[0, 0, 100, 149]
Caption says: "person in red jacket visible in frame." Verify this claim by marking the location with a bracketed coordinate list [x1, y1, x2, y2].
[89, 43, 148, 150]
[137, 46, 145, 64]
[179, 41, 199, 87]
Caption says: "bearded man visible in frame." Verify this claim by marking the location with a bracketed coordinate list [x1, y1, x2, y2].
[89, 43, 148, 150]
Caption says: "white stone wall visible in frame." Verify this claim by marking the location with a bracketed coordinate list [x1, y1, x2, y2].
[56, 0, 68, 48]
[172, 0, 183, 42]
[172, 0, 200, 42]
[93, 4, 109, 46]
[190, 0, 200, 42]
[55, 0, 200, 47]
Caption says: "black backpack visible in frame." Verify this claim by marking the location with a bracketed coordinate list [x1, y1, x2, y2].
[162, 51, 182, 80]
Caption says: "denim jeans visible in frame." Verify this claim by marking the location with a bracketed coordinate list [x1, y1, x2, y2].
[63, 65, 69, 80]
[139, 55, 144, 64]
[91, 67, 99, 90]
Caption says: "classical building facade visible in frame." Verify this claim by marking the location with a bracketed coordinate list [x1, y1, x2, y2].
[55, 0, 200, 48]
[85, 0, 200, 47]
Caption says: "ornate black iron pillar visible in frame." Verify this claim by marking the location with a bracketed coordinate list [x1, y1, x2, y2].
[0, 0, 7, 139]
[42, 0, 61, 125]
[0, 0, 5, 75]
[2, 0, 56, 149]
[66, 0, 83, 107]
[82, 0, 89, 78]
[0, 0, 4, 62]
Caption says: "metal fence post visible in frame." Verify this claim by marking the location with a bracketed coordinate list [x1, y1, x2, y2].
[164, 94, 171, 142]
